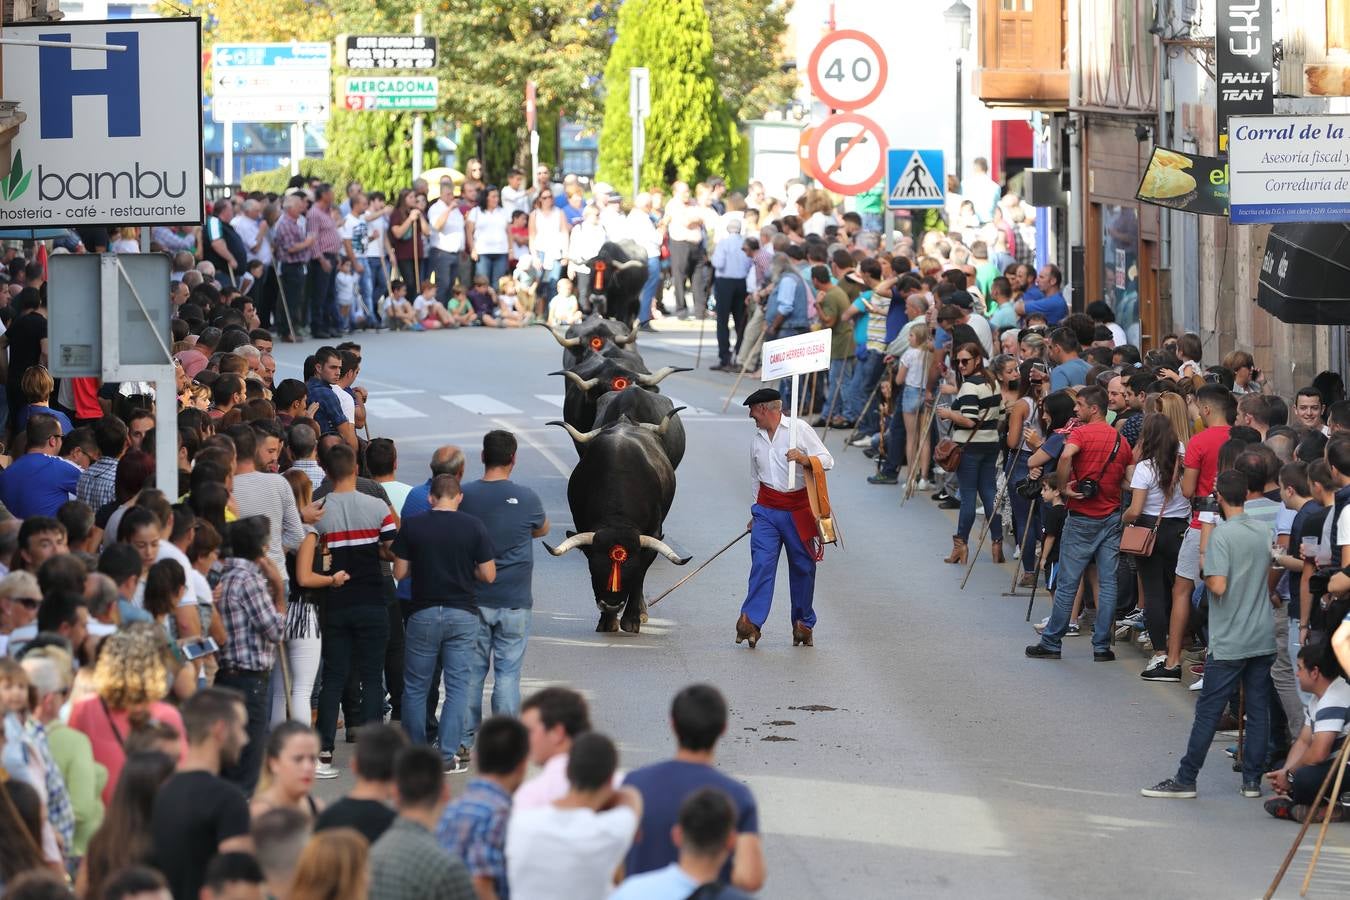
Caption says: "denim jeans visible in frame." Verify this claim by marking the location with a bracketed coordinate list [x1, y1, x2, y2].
[880, 404, 908, 478]
[306, 253, 339, 335]
[844, 350, 884, 429]
[430, 248, 459, 302]
[639, 258, 661, 323]
[1175, 653, 1275, 786]
[215, 669, 271, 793]
[359, 258, 388, 325]
[1005, 455, 1040, 574]
[821, 357, 852, 422]
[401, 604, 479, 763]
[462, 606, 531, 750]
[536, 255, 562, 303]
[475, 253, 509, 287]
[956, 442, 1000, 543]
[317, 603, 389, 753]
[1038, 511, 1123, 653]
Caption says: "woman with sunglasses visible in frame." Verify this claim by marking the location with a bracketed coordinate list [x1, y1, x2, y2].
[935, 343, 1005, 565]
[528, 187, 570, 305]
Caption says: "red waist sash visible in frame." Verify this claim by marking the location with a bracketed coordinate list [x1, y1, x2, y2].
[757, 484, 823, 561]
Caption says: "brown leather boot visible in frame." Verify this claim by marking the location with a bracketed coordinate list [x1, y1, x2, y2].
[735, 613, 761, 648]
[991, 540, 1005, 564]
[792, 621, 814, 647]
[943, 537, 968, 565]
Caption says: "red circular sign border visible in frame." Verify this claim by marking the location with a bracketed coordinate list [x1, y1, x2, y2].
[807, 29, 888, 111]
[806, 112, 888, 196]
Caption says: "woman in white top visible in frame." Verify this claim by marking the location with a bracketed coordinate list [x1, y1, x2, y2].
[528, 187, 570, 303]
[467, 186, 513, 290]
[566, 205, 608, 313]
[1122, 413, 1191, 681]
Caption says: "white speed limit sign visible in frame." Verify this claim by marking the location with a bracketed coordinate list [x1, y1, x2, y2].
[807, 29, 887, 111]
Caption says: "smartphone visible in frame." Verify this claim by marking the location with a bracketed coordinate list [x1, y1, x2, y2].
[181, 637, 219, 661]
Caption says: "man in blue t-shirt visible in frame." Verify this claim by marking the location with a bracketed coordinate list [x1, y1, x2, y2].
[0, 414, 79, 518]
[1015, 263, 1068, 325]
[1048, 326, 1091, 391]
[622, 685, 764, 893]
[458, 430, 547, 749]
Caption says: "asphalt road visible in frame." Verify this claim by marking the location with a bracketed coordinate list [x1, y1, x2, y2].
[273, 321, 1350, 899]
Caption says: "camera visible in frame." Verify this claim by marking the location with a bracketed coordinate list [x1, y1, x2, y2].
[1076, 479, 1100, 499]
[1191, 495, 1221, 514]
[1015, 478, 1042, 500]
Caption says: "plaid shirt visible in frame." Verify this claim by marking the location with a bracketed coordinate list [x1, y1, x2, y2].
[371, 817, 476, 900]
[437, 778, 511, 899]
[216, 557, 283, 672]
[76, 456, 119, 510]
[23, 718, 75, 850]
[273, 212, 311, 264]
[307, 204, 343, 257]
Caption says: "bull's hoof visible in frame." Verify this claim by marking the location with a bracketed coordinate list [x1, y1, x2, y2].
[619, 616, 642, 634]
[596, 612, 620, 633]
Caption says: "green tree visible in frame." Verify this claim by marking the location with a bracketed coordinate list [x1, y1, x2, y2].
[325, 110, 436, 197]
[705, 0, 797, 120]
[597, 0, 736, 192]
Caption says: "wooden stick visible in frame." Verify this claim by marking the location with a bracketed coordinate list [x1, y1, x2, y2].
[694, 303, 708, 368]
[842, 376, 884, 453]
[271, 262, 297, 339]
[902, 398, 939, 505]
[1301, 735, 1350, 895]
[648, 528, 751, 608]
[1265, 737, 1350, 899]
[819, 368, 844, 442]
[722, 333, 764, 413]
[1009, 486, 1039, 594]
[959, 447, 1024, 590]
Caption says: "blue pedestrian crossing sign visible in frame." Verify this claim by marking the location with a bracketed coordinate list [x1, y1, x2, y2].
[887, 149, 945, 209]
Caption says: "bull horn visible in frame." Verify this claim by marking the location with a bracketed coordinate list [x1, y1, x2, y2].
[614, 258, 645, 270]
[635, 366, 692, 387]
[639, 535, 692, 565]
[544, 532, 596, 556]
[547, 419, 602, 444]
[636, 407, 686, 436]
[550, 370, 600, 391]
[613, 329, 639, 346]
[534, 321, 583, 348]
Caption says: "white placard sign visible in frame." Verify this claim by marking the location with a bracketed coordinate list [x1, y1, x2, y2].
[1229, 114, 1350, 223]
[762, 330, 831, 381]
[0, 18, 203, 228]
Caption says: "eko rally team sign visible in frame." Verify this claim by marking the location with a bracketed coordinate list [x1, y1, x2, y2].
[0, 18, 204, 229]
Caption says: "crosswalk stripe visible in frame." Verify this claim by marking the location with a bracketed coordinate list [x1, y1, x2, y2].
[441, 394, 524, 415]
[365, 398, 428, 419]
[663, 397, 711, 416]
[533, 394, 565, 409]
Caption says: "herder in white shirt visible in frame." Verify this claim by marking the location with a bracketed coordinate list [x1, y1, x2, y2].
[736, 388, 833, 650]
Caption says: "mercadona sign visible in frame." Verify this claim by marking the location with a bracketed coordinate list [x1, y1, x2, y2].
[340, 76, 437, 112]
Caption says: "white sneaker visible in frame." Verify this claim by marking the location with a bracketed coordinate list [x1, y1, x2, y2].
[1189, 677, 1204, 692]
[849, 435, 872, 448]
[1065, 623, 1081, 637]
[1146, 652, 1166, 667]
[1033, 616, 1050, 633]
[444, 755, 469, 775]
[315, 757, 340, 780]
[917, 478, 932, 491]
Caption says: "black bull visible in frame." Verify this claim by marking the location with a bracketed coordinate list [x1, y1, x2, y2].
[543, 417, 690, 633]
[550, 360, 688, 436]
[536, 314, 638, 371]
[585, 240, 648, 325]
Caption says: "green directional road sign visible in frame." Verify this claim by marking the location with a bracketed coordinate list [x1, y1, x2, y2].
[340, 76, 438, 111]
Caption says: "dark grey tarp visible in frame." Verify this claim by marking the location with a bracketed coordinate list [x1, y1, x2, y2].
[1256, 223, 1350, 325]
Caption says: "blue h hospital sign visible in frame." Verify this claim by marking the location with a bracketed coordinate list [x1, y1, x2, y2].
[37, 32, 141, 140]
[0, 18, 202, 228]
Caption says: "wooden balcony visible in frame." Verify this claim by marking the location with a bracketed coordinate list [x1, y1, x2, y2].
[973, 0, 1069, 108]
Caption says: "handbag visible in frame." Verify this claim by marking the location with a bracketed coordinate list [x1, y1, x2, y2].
[934, 394, 992, 473]
[1119, 463, 1174, 557]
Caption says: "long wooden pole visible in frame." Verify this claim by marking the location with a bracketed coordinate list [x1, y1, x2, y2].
[648, 528, 751, 608]
[1264, 737, 1350, 898]
[722, 333, 764, 413]
[1301, 735, 1350, 895]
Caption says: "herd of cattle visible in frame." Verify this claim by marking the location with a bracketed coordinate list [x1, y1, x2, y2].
[538, 242, 696, 633]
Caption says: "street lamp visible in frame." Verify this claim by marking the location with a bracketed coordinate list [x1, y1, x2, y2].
[944, 0, 972, 183]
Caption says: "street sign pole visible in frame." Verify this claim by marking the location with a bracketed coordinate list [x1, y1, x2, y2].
[411, 13, 424, 182]
[629, 67, 650, 201]
[290, 124, 301, 176]
[526, 81, 538, 184]
[223, 120, 233, 185]
[789, 372, 800, 489]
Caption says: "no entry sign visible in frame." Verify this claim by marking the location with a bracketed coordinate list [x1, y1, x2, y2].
[801, 112, 888, 196]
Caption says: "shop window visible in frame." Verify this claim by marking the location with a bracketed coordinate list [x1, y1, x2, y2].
[1101, 205, 1141, 346]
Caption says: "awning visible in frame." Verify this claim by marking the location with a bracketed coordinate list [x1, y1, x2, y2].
[1256, 223, 1350, 325]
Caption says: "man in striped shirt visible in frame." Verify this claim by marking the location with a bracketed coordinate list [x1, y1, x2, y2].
[1265, 642, 1350, 820]
[307, 184, 345, 340]
[314, 443, 397, 778]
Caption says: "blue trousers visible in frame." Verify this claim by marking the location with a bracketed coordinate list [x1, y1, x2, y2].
[1037, 511, 1122, 653]
[1176, 653, 1274, 786]
[741, 503, 817, 629]
[638, 258, 661, 323]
